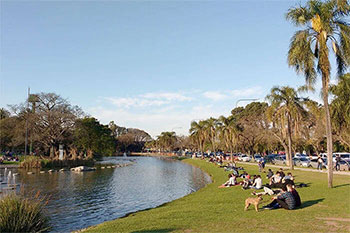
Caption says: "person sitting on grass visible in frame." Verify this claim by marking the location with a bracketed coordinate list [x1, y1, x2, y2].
[242, 174, 255, 190]
[288, 183, 301, 207]
[268, 171, 283, 188]
[219, 174, 237, 188]
[250, 175, 262, 189]
[266, 169, 274, 179]
[263, 184, 296, 210]
[282, 172, 294, 183]
[279, 168, 285, 178]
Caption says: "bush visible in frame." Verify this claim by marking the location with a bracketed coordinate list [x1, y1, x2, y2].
[19, 156, 95, 168]
[19, 156, 42, 169]
[0, 193, 51, 232]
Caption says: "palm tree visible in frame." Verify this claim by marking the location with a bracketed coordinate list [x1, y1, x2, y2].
[203, 118, 219, 154]
[330, 73, 350, 148]
[218, 116, 241, 160]
[286, 0, 350, 187]
[266, 86, 307, 170]
[157, 131, 177, 152]
[189, 120, 206, 155]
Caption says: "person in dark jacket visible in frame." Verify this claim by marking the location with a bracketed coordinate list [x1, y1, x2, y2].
[263, 185, 296, 210]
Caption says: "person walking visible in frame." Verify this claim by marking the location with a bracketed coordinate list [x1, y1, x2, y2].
[335, 155, 341, 171]
[317, 156, 323, 170]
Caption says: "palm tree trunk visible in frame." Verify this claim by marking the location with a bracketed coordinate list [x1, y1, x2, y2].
[287, 114, 294, 170]
[323, 80, 333, 188]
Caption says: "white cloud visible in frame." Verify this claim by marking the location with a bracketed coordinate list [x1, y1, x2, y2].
[203, 91, 228, 101]
[231, 86, 263, 97]
[141, 92, 192, 101]
[203, 86, 263, 102]
[105, 97, 167, 108]
[91, 86, 264, 137]
[88, 104, 227, 138]
[105, 91, 192, 108]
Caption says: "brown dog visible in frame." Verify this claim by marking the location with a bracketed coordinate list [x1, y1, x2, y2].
[244, 195, 263, 212]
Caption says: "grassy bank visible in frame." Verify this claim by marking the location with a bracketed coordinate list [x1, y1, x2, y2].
[84, 159, 350, 232]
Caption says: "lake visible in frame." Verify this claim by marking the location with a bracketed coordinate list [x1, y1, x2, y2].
[3, 156, 211, 232]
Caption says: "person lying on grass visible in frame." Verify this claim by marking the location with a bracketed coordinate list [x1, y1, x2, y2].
[218, 174, 237, 188]
[263, 184, 296, 210]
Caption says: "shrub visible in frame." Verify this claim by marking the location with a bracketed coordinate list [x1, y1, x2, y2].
[19, 156, 42, 169]
[19, 156, 95, 168]
[0, 193, 51, 232]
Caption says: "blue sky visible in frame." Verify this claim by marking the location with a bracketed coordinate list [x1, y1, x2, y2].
[0, 0, 340, 137]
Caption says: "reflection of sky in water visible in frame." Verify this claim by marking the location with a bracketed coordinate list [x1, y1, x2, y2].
[12, 157, 211, 232]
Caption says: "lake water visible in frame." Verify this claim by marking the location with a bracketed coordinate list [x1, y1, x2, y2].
[3, 156, 211, 232]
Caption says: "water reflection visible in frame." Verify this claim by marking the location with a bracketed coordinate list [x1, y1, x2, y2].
[13, 157, 211, 232]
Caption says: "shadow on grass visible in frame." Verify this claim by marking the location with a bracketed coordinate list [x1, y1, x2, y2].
[132, 229, 174, 233]
[295, 182, 312, 188]
[299, 198, 325, 209]
[333, 183, 350, 188]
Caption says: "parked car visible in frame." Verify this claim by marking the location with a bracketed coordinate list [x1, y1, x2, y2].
[253, 154, 264, 163]
[320, 153, 336, 162]
[264, 154, 278, 163]
[239, 154, 251, 162]
[294, 153, 308, 159]
[299, 157, 311, 167]
[309, 158, 327, 169]
[273, 155, 286, 165]
[293, 157, 310, 167]
[338, 160, 350, 171]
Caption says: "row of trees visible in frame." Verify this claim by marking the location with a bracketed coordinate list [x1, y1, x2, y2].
[188, 75, 349, 161]
[147, 0, 350, 188]
[0, 93, 152, 158]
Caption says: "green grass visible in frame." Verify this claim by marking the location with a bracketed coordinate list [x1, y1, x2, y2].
[84, 159, 350, 233]
[2, 160, 20, 165]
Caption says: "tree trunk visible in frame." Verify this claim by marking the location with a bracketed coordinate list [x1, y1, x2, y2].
[50, 146, 54, 158]
[323, 80, 333, 188]
[287, 114, 294, 170]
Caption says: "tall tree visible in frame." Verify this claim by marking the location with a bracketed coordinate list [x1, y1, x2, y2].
[74, 117, 115, 156]
[189, 120, 206, 155]
[266, 86, 307, 170]
[203, 118, 219, 154]
[286, 0, 350, 187]
[218, 115, 241, 160]
[330, 73, 350, 148]
[156, 131, 177, 152]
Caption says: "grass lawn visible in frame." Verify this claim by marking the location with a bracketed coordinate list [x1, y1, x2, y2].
[84, 159, 350, 232]
[2, 160, 20, 165]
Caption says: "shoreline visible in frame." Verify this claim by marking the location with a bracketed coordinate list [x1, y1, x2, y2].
[81, 159, 350, 233]
[77, 157, 212, 232]
[0, 164, 19, 169]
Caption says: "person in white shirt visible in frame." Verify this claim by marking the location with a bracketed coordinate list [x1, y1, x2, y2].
[251, 175, 262, 189]
[218, 174, 236, 188]
[269, 172, 282, 185]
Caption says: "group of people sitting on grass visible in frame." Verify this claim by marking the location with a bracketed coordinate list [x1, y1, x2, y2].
[216, 162, 302, 210]
[0, 155, 19, 164]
